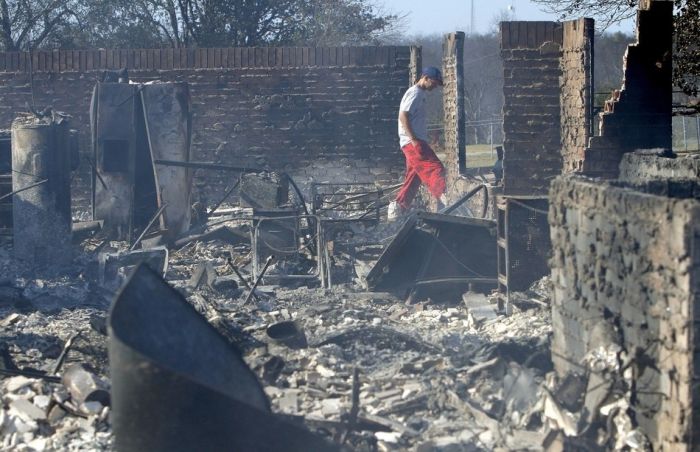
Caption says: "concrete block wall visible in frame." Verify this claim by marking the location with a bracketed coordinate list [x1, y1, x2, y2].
[549, 175, 698, 450]
[560, 19, 594, 173]
[0, 47, 414, 211]
[500, 22, 564, 196]
[582, 0, 673, 178]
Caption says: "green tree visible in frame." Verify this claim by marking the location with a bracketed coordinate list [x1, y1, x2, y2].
[0, 0, 79, 50]
[291, 0, 401, 46]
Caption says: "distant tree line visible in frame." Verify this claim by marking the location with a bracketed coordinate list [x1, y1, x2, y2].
[0, 0, 401, 50]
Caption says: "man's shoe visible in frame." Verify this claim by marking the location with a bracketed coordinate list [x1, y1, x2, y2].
[387, 201, 401, 221]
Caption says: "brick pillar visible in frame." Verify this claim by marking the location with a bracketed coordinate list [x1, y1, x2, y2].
[500, 22, 563, 196]
[443, 32, 466, 173]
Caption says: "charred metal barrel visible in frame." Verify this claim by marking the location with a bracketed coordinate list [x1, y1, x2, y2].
[109, 265, 338, 452]
[11, 115, 72, 266]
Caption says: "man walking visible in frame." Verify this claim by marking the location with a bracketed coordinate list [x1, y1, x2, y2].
[388, 66, 447, 220]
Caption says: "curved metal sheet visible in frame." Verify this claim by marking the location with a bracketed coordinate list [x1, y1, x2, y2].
[109, 265, 337, 452]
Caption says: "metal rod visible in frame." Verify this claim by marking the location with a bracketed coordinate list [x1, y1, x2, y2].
[226, 256, 255, 294]
[243, 255, 274, 305]
[52, 332, 80, 375]
[0, 179, 48, 202]
[208, 177, 241, 215]
[130, 202, 168, 251]
[153, 159, 260, 173]
[413, 277, 498, 286]
[441, 184, 486, 215]
[85, 156, 108, 190]
[0, 368, 62, 383]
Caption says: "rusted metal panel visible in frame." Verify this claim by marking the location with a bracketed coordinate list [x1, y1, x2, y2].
[91, 82, 138, 240]
[141, 83, 193, 240]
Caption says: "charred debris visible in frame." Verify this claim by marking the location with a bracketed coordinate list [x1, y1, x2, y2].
[1, 1, 697, 451]
[0, 82, 552, 452]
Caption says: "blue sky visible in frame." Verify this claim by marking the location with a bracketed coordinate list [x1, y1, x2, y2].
[378, 0, 636, 36]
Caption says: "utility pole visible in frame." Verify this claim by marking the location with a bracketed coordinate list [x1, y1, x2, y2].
[470, 0, 475, 35]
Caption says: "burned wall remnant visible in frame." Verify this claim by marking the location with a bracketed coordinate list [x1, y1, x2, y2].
[11, 114, 73, 266]
[443, 32, 466, 176]
[549, 176, 698, 449]
[91, 81, 193, 242]
[500, 22, 563, 197]
[0, 47, 413, 212]
[582, 0, 673, 178]
[619, 150, 700, 182]
[441, 32, 492, 218]
[560, 19, 595, 173]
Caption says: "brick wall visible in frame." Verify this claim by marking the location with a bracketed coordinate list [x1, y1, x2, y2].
[500, 22, 563, 196]
[549, 175, 698, 449]
[582, 0, 673, 178]
[560, 19, 594, 173]
[0, 47, 413, 211]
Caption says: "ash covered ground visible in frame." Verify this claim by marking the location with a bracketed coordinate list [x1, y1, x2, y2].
[0, 213, 554, 451]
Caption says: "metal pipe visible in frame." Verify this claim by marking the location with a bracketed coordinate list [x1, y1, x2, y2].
[130, 203, 168, 251]
[208, 177, 241, 215]
[243, 255, 274, 305]
[52, 333, 80, 375]
[153, 159, 260, 173]
[441, 184, 487, 215]
[0, 368, 61, 383]
[0, 179, 48, 202]
[226, 257, 255, 293]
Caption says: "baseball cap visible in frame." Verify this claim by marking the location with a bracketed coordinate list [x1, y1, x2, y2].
[421, 66, 443, 85]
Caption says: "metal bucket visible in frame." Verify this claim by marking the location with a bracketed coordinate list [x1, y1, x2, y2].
[266, 321, 308, 349]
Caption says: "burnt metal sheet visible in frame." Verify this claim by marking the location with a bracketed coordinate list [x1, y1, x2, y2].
[365, 212, 498, 299]
[140, 83, 193, 239]
[109, 265, 338, 452]
[92, 83, 139, 240]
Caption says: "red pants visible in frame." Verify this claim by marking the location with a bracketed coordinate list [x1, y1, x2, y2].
[395, 141, 446, 209]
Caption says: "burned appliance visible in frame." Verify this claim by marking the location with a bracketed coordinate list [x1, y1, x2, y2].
[11, 114, 73, 266]
[366, 212, 498, 302]
[91, 82, 193, 242]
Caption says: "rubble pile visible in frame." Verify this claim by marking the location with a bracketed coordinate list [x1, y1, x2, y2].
[1, 211, 556, 451]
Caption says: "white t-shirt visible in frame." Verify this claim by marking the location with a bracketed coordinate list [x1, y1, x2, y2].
[398, 85, 428, 148]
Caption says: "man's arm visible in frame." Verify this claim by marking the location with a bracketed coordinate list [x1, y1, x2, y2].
[399, 110, 417, 144]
